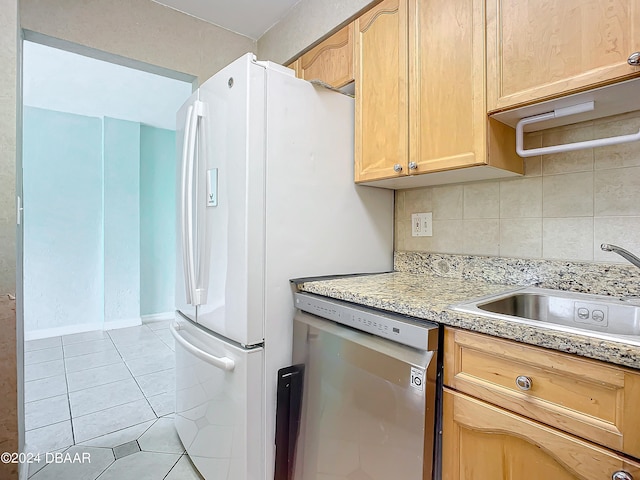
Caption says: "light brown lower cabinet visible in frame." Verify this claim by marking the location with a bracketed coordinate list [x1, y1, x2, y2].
[443, 327, 640, 458]
[442, 388, 640, 480]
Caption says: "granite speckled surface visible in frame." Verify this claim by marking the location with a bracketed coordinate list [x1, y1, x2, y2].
[394, 251, 640, 298]
[298, 271, 640, 371]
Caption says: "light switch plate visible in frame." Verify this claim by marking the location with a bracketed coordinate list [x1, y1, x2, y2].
[411, 212, 433, 237]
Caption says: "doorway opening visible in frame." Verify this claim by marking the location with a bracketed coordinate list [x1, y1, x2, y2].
[21, 39, 197, 473]
[22, 40, 193, 339]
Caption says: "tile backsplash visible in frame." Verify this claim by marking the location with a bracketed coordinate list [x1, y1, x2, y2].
[395, 111, 640, 264]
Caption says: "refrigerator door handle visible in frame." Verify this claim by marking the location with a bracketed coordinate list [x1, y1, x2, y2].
[185, 102, 202, 305]
[170, 323, 235, 371]
[192, 100, 207, 305]
[180, 104, 195, 305]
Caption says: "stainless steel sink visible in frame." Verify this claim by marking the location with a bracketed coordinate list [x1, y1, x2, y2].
[451, 287, 640, 345]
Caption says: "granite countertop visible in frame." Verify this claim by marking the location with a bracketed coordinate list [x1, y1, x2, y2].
[297, 271, 640, 370]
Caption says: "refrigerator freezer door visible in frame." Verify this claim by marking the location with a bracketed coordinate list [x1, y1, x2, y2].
[192, 54, 266, 346]
[176, 90, 200, 322]
[174, 316, 264, 480]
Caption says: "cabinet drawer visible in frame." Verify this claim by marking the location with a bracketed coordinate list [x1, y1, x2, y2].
[444, 327, 640, 458]
[443, 388, 640, 480]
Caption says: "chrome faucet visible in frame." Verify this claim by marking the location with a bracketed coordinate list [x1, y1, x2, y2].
[601, 243, 640, 269]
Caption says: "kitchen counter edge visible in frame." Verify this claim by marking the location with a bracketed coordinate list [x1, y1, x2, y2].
[295, 271, 640, 371]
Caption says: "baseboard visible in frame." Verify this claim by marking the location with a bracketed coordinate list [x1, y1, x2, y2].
[25, 316, 144, 340]
[141, 311, 174, 323]
[103, 317, 142, 330]
[24, 323, 102, 341]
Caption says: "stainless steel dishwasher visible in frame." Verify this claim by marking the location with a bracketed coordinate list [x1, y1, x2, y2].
[274, 292, 440, 480]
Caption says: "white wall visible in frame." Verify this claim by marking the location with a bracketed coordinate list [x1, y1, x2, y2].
[20, 0, 256, 83]
[0, 1, 20, 471]
[103, 118, 141, 328]
[23, 41, 193, 130]
[1, 0, 18, 296]
[257, 0, 378, 63]
[23, 110, 178, 338]
[22, 107, 104, 337]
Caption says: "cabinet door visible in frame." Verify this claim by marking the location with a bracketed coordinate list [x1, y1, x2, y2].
[487, 0, 640, 111]
[409, 0, 486, 173]
[354, 0, 409, 183]
[443, 327, 640, 457]
[285, 59, 301, 78]
[443, 389, 640, 480]
[299, 24, 354, 88]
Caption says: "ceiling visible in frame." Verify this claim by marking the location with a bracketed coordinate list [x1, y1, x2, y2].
[151, 0, 300, 40]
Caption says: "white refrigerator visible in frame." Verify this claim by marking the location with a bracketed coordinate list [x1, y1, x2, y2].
[172, 53, 393, 480]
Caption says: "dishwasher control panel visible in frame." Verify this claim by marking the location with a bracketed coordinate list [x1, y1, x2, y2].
[294, 292, 437, 351]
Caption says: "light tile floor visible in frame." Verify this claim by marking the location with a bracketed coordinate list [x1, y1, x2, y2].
[24, 320, 203, 479]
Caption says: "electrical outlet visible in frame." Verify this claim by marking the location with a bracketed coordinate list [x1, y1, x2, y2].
[411, 212, 432, 237]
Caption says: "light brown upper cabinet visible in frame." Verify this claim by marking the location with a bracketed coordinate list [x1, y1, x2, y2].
[355, 0, 409, 183]
[487, 0, 640, 112]
[285, 59, 301, 78]
[355, 0, 522, 187]
[298, 23, 355, 89]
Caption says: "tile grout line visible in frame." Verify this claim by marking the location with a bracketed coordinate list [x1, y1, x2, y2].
[61, 339, 124, 374]
[109, 325, 166, 418]
[24, 336, 63, 353]
[23, 345, 64, 367]
[78, 417, 158, 447]
[67, 372, 136, 395]
[162, 454, 184, 480]
[68, 381, 149, 419]
[124, 363, 162, 419]
[108, 325, 172, 355]
[24, 394, 71, 434]
[27, 325, 176, 466]
[24, 362, 66, 384]
[68, 334, 122, 445]
[116, 324, 175, 420]
[24, 418, 69, 435]
[25, 337, 74, 476]
[88, 444, 117, 480]
[62, 345, 120, 360]
[67, 335, 154, 422]
[24, 375, 67, 405]
[63, 340, 76, 447]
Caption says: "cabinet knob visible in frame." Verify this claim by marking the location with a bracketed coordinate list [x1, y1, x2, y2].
[612, 471, 633, 480]
[393, 163, 403, 172]
[515, 375, 532, 391]
[408, 161, 418, 170]
[628, 52, 640, 66]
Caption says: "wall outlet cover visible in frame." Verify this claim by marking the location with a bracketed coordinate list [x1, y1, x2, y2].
[411, 212, 432, 237]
